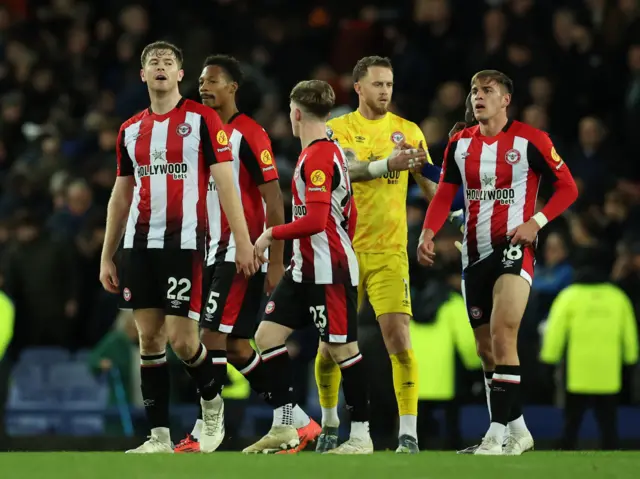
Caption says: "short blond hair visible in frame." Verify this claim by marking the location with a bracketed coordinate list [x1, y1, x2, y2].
[290, 80, 335, 118]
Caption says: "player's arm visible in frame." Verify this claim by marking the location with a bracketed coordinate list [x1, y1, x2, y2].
[620, 291, 639, 365]
[409, 126, 438, 200]
[344, 146, 426, 183]
[271, 158, 334, 240]
[417, 139, 463, 266]
[239, 129, 286, 291]
[508, 133, 579, 245]
[99, 127, 135, 293]
[202, 110, 256, 276]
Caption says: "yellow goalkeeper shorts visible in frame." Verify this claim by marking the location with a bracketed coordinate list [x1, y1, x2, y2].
[356, 251, 412, 318]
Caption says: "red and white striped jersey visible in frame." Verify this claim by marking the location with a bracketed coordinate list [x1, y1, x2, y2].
[117, 98, 232, 250]
[442, 120, 573, 270]
[289, 139, 359, 285]
[206, 112, 279, 267]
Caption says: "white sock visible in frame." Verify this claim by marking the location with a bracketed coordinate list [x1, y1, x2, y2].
[350, 421, 369, 439]
[484, 373, 493, 422]
[486, 422, 506, 441]
[321, 406, 340, 428]
[191, 419, 204, 440]
[273, 403, 294, 426]
[151, 427, 171, 445]
[508, 415, 528, 435]
[293, 405, 311, 428]
[399, 414, 417, 439]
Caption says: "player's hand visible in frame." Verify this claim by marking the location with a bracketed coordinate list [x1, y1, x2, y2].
[388, 142, 427, 172]
[265, 261, 284, 295]
[417, 229, 436, 267]
[236, 240, 259, 277]
[99, 259, 119, 294]
[449, 121, 467, 139]
[254, 228, 273, 266]
[507, 218, 540, 247]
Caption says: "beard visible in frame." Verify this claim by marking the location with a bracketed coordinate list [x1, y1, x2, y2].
[365, 97, 388, 116]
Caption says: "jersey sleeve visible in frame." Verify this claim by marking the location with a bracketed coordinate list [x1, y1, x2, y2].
[301, 145, 335, 204]
[116, 125, 134, 177]
[200, 109, 233, 166]
[440, 139, 462, 185]
[526, 131, 573, 184]
[239, 125, 279, 185]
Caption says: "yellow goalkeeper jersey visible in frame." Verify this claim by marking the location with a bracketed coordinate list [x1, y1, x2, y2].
[327, 110, 432, 253]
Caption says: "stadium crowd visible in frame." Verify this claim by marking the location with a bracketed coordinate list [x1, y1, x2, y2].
[0, 0, 639, 447]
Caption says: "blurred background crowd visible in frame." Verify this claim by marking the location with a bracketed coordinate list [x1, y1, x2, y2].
[0, 0, 639, 450]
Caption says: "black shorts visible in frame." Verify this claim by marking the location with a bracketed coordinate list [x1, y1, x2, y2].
[119, 249, 204, 320]
[462, 241, 535, 329]
[200, 262, 265, 339]
[263, 274, 358, 344]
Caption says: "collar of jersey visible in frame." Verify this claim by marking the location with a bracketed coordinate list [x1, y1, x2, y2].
[354, 108, 389, 126]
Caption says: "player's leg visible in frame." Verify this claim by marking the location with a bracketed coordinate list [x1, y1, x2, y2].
[321, 283, 373, 455]
[367, 252, 419, 453]
[456, 260, 498, 454]
[484, 271, 533, 455]
[163, 250, 225, 453]
[314, 340, 341, 452]
[313, 251, 369, 435]
[175, 262, 242, 452]
[119, 250, 172, 454]
[242, 276, 302, 453]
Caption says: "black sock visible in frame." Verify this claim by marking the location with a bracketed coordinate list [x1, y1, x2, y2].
[233, 350, 275, 407]
[259, 345, 294, 409]
[339, 353, 369, 423]
[490, 365, 520, 426]
[140, 352, 170, 429]
[509, 380, 522, 423]
[182, 344, 226, 401]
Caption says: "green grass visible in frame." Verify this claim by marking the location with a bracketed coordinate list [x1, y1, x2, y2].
[0, 451, 638, 479]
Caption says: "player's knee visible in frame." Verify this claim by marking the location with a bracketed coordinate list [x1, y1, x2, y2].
[475, 340, 494, 368]
[254, 321, 289, 352]
[327, 341, 360, 364]
[379, 314, 411, 354]
[490, 325, 518, 361]
[137, 329, 166, 355]
[226, 337, 254, 366]
[200, 328, 227, 351]
[317, 341, 332, 360]
[168, 330, 199, 360]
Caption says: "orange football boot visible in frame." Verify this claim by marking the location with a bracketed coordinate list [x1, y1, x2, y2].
[174, 434, 200, 453]
[276, 418, 322, 454]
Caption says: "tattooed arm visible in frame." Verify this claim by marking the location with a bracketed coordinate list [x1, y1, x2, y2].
[345, 145, 427, 183]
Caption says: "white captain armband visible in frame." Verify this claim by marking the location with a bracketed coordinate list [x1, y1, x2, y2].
[532, 212, 549, 229]
[367, 159, 389, 178]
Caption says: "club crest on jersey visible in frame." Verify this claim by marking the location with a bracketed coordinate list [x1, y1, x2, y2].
[505, 148, 521, 165]
[123, 288, 131, 302]
[470, 307, 482, 320]
[391, 131, 405, 144]
[176, 122, 192, 137]
[265, 301, 275, 314]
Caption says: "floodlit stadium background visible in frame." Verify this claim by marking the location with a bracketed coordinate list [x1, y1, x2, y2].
[0, 0, 639, 452]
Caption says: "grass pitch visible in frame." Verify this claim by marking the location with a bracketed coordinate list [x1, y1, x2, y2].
[0, 451, 638, 479]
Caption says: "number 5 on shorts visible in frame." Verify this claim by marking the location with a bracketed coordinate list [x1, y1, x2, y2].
[206, 291, 221, 315]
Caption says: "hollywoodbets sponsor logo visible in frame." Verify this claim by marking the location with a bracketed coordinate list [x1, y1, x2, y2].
[138, 162, 188, 180]
[466, 188, 515, 205]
